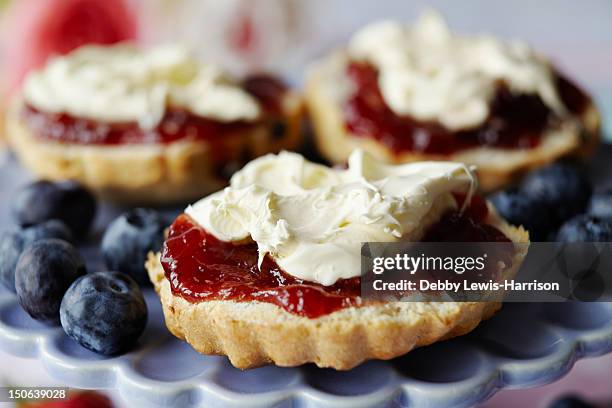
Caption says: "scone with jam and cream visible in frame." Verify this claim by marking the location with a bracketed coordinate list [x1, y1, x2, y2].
[6, 44, 302, 203]
[146, 150, 529, 370]
[305, 11, 600, 192]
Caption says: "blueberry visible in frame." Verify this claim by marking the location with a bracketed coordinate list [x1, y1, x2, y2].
[556, 215, 612, 242]
[60, 271, 147, 355]
[0, 220, 73, 292]
[15, 239, 86, 324]
[549, 395, 594, 408]
[491, 188, 554, 241]
[588, 187, 612, 218]
[12, 180, 97, 237]
[101, 209, 165, 285]
[521, 163, 592, 225]
[22, 219, 74, 243]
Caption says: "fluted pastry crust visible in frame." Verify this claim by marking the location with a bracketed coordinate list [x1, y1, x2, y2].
[146, 206, 529, 370]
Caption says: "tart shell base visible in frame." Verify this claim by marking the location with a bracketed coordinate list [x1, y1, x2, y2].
[5, 95, 303, 204]
[305, 53, 601, 193]
[146, 208, 529, 370]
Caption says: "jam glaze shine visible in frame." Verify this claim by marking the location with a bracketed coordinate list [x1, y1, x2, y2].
[161, 194, 511, 319]
[21, 75, 288, 146]
[344, 62, 589, 155]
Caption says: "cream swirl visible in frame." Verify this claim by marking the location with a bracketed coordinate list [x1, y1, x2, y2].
[186, 150, 476, 286]
[348, 10, 565, 130]
[23, 44, 260, 129]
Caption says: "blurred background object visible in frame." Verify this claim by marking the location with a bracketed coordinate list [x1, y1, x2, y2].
[0, 0, 610, 138]
[0, 0, 139, 143]
[0, 0, 138, 97]
[140, 0, 313, 76]
[137, 0, 612, 138]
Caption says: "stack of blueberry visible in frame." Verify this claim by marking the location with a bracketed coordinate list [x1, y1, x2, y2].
[492, 163, 612, 242]
[0, 180, 165, 356]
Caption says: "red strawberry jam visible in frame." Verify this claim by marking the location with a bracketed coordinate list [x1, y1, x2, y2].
[161, 194, 511, 318]
[21, 75, 287, 145]
[343, 62, 589, 155]
[161, 214, 362, 318]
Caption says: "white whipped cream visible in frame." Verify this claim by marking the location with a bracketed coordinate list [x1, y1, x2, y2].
[186, 150, 476, 286]
[348, 11, 565, 130]
[23, 44, 260, 129]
